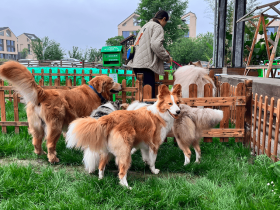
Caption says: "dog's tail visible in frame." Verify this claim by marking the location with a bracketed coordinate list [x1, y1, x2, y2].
[66, 117, 107, 152]
[83, 147, 100, 173]
[0, 61, 45, 105]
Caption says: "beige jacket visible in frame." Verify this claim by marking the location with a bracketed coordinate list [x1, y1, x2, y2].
[127, 20, 170, 75]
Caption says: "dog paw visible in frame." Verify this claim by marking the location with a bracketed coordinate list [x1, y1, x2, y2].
[131, 148, 137, 154]
[49, 157, 60, 163]
[35, 150, 46, 155]
[152, 169, 160, 174]
[195, 160, 200, 164]
[184, 161, 190, 166]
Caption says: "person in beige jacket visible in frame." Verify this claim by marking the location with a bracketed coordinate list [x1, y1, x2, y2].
[127, 10, 172, 98]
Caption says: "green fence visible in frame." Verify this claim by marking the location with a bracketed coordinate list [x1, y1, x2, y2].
[27, 67, 134, 85]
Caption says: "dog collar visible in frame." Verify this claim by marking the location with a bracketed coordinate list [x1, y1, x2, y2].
[89, 85, 107, 104]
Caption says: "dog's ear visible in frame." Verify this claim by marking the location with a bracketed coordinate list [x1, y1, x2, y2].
[90, 77, 106, 93]
[194, 61, 202, 67]
[158, 85, 170, 98]
[172, 84, 182, 98]
[188, 61, 193, 65]
[120, 103, 129, 110]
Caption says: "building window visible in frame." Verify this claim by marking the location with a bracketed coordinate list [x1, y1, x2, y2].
[28, 44, 31, 54]
[0, 54, 4, 59]
[0, 31, 3, 36]
[7, 40, 15, 52]
[133, 16, 140, 26]
[0, 39, 4, 51]
[6, 30, 11, 37]
[122, 31, 130, 39]
[132, 31, 138, 36]
[267, 27, 276, 36]
[122, 22, 127, 26]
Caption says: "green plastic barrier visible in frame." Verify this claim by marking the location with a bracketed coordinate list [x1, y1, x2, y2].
[27, 67, 133, 85]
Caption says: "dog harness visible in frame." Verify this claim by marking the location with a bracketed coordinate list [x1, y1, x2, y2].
[89, 85, 107, 104]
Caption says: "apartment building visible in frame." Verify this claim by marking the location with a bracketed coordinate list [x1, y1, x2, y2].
[17, 33, 39, 59]
[118, 12, 197, 39]
[0, 27, 18, 60]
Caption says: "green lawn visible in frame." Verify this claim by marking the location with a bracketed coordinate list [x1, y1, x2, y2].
[0, 102, 279, 209]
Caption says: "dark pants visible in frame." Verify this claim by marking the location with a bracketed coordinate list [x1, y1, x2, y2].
[133, 68, 156, 98]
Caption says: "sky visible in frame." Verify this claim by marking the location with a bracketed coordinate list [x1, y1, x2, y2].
[2, 0, 276, 57]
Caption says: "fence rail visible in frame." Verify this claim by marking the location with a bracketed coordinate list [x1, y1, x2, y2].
[143, 80, 249, 143]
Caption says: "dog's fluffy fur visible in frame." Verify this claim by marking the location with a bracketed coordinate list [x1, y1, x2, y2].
[173, 65, 215, 98]
[0, 61, 122, 163]
[90, 101, 121, 119]
[129, 102, 223, 165]
[172, 104, 223, 165]
[66, 84, 182, 189]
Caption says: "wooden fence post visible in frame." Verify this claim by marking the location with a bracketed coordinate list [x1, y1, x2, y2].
[0, 80, 7, 133]
[143, 85, 152, 100]
[267, 97, 274, 158]
[204, 83, 213, 142]
[49, 69, 52, 86]
[13, 92, 19, 134]
[220, 83, 230, 142]
[189, 84, 197, 108]
[244, 80, 253, 146]
[272, 99, 280, 162]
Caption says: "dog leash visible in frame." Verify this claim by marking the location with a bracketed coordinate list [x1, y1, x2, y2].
[89, 85, 107, 104]
[166, 50, 182, 67]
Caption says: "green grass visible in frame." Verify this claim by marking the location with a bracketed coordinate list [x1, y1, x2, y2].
[0, 105, 279, 209]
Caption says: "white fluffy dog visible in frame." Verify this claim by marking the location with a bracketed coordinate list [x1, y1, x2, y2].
[173, 65, 216, 98]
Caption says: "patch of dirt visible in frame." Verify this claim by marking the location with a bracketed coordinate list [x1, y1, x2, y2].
[0, 158, 198, 182]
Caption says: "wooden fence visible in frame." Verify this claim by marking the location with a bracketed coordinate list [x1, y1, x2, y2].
[251, 94, 280, 162]
[143, 80, 250, 144]
[0, 69, 143, 134]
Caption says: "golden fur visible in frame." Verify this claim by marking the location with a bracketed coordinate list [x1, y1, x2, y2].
[0, 61, 121, 163]
[66, 84, 182, 188]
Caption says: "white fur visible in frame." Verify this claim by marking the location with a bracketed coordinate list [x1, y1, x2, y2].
[173, 65, 216, 98]
[184, 156, 190, 165]
[98, 168, 105, 179]
[194, 148, 200, 163]
[149, 149, 160, 174]
[127, 101, 150, 111]
[65, 122, 78, 149]
[83, 147, 100, 173]
[169, 95, 180, 115]
[119, 174, 131, 189]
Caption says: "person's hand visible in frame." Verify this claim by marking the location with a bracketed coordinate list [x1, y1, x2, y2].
[167, 57, 173, 64]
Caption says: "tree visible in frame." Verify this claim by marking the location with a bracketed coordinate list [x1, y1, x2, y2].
[68, 46, 83, 60]
[169, 32, 214, 64]
[31, 36, 64, 60]
[44, 41, 64, 60]
[88, 48, 102, 62]
[106, 36, 124, 46]
[136, 0, 188, 48]
[19, 48, 29, 59]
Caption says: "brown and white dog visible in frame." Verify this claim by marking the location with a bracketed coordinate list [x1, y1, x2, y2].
[66, 84, 182, 189]
[127, 102, 223, 165]
[0, 61, 122, 163]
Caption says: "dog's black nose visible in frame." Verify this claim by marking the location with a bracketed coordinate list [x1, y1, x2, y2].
[120, 85, 122, 88]
[176, 110, 181, 114]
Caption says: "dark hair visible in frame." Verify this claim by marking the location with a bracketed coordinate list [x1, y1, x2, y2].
[153, 10, 169, 24]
